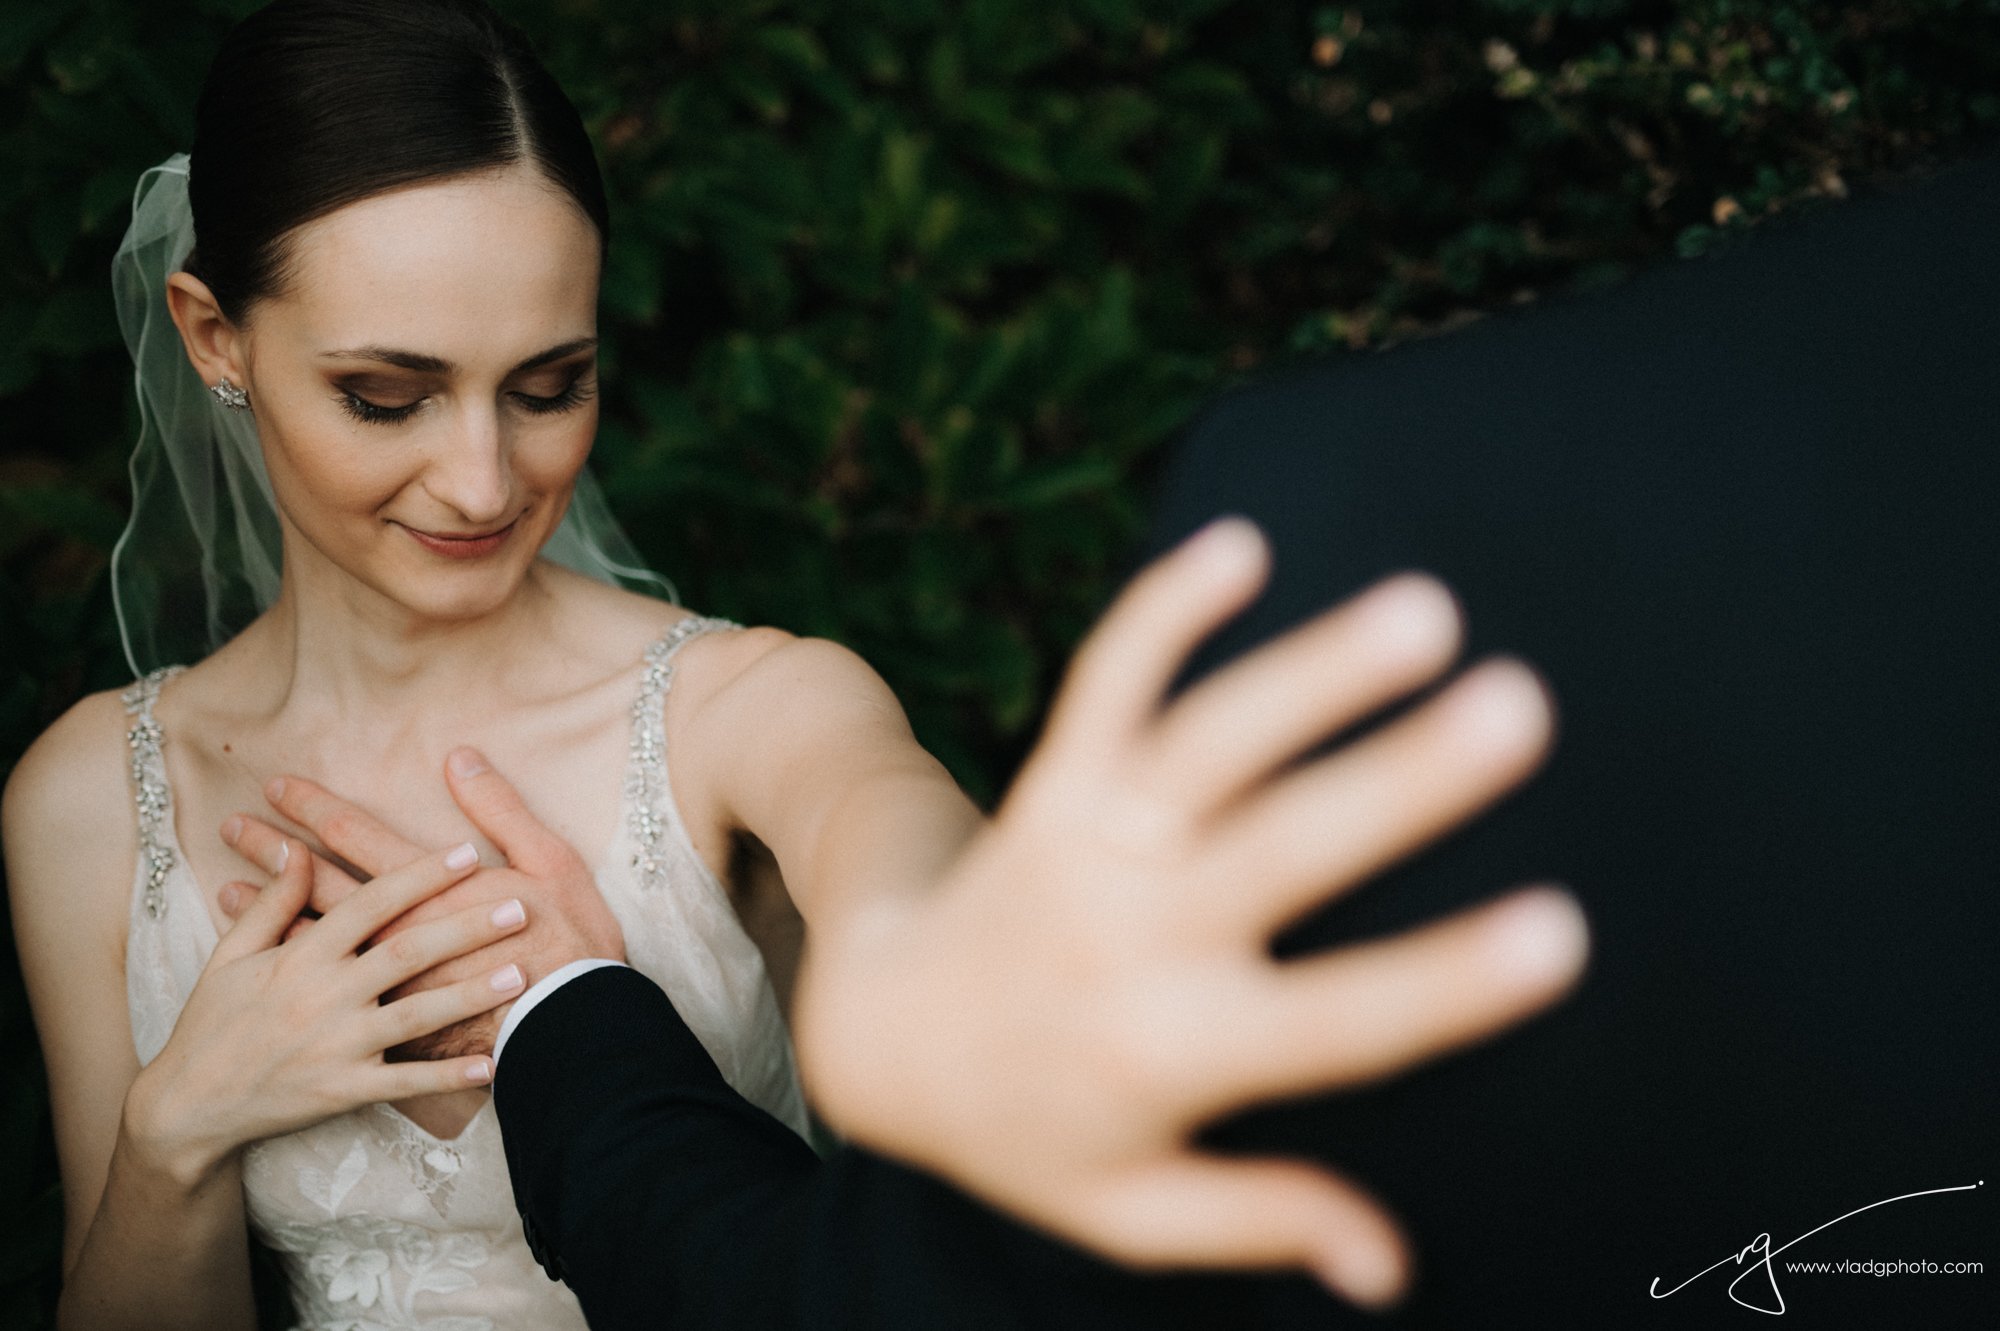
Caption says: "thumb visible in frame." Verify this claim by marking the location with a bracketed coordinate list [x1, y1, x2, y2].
[212, 838, 313, 961]
[444, 747, 570, 872]
[1090, 1155, 1411, 1310]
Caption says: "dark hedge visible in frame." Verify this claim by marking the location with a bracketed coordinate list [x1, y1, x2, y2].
[2, 1, 1997, 1323]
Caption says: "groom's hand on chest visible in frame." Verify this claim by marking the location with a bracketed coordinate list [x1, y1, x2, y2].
[218, 748, 626, 1061]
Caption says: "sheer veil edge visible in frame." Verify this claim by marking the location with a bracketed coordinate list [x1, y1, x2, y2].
[109, 152, 676, 678]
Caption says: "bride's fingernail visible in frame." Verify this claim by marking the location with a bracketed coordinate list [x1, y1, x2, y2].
[219, 884, 240, 913]
[489, 964, 524, 993]
[448, 748, 488, 778]
[445, 842, 478, 871]
[265, 777, 286, 803]
[221, 814, 244, 844]
[465, 1058, 494, 1084]
[490, 899, 525, 929]
[275, 841, 290, 872]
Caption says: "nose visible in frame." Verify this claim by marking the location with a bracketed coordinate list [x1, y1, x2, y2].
[423, 401, 512, 526]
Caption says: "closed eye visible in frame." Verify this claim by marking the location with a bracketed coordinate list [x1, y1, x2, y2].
[337, 390, 423, 425]
[332, 375, 597, 426]
[512, 376, 597, 415]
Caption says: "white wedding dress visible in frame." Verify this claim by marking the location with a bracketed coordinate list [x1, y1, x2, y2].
[121, 614, 811, 1330]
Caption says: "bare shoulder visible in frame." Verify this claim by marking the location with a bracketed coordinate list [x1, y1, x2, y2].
[3, 686, 140, 950]
[686, 627, 927, 807]
[699, 630, 906, 725]
[657, 619, 800, 762]
[4, 687, 139, 868]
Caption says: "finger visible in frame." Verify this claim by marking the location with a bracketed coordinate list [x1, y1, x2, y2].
[367, 960, 526, 1055]
[1208, 657, 1555, 932]
[263, 775, 424, 879]
[1209, 886, 1589, 1108]
[350, 895, 529, 997]
[218, 881, 254, 920]
[443, 748, 573, 875]
[1147, 573, 1463, 816]
[221, 812, 362, 915]
[219, 878, 328, 947]
[367, 1052, 497, 1099]
[1041, 517, 1270, 763]
[216, 880, 316, 940]
[306, 841, 483, 959]
[1087, 1154, 1410, 1309]
[210, 838, 312, 962]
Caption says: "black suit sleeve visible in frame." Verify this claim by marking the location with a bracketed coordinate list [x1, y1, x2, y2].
[493, 964, 1280, 1330]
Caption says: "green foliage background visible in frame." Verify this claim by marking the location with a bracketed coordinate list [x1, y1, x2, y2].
[2, 0, 1996, 1321]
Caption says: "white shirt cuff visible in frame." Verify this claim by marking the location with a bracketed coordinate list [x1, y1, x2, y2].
[494, 958, 627, 1066]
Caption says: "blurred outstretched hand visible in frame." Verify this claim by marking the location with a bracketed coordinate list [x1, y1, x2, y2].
[790, 517, 1588, 1308]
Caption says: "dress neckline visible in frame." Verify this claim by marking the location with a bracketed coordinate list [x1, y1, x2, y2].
[126, 612, 738, 942]
[123, 612, 742, 1145]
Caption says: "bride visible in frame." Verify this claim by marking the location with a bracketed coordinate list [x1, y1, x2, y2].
[2, 0, 1591, 1326]
[3, 0, 970, 1324]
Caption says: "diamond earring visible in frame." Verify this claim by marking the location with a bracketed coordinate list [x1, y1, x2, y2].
[211, 377, 250, 410]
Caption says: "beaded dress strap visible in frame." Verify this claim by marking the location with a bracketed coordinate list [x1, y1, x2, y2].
[626, 615, 742, 892]
[120, 665, 188, 921]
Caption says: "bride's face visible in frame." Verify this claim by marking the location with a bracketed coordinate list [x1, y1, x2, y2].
[235, 164, 602, 622]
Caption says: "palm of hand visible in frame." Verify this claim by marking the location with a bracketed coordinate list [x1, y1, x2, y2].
[792, 521, 1589, 1307]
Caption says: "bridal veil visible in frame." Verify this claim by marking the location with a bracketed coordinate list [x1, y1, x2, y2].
[108, 153, 673, 676]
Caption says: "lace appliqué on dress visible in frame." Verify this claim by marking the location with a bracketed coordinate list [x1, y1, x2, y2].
[248, 1125, 502, 1330]
[375, 1105, 468, 1218]
[261, 1212, 494, 1331]
[122, 665, 187, 920]
[626, 615, 740, 892]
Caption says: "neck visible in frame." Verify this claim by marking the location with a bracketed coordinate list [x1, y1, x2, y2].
[250, 543, 568, 730]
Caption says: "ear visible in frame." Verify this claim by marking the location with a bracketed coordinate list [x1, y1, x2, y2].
[164, 270, 249, 394]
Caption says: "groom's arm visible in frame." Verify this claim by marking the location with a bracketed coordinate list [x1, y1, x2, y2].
[493, 963, 1249, 1331]
[491, 963, 816, 1328]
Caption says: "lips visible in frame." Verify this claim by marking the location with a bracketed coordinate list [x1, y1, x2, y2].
[400, 517, 519, 560]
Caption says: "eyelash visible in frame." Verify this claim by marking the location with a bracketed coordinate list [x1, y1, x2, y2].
[335, 377, 597, 426]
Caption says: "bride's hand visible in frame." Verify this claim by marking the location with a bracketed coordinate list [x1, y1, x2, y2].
[214, 755, 626, 1059]
[123, 836, 530, 1184]
[790, 518, 1590, 1309]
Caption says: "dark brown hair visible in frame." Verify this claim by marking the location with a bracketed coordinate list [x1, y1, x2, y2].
[185, 0, 610, 322]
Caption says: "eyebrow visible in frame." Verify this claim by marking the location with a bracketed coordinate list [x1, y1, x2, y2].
[321, 337, 598, 376]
